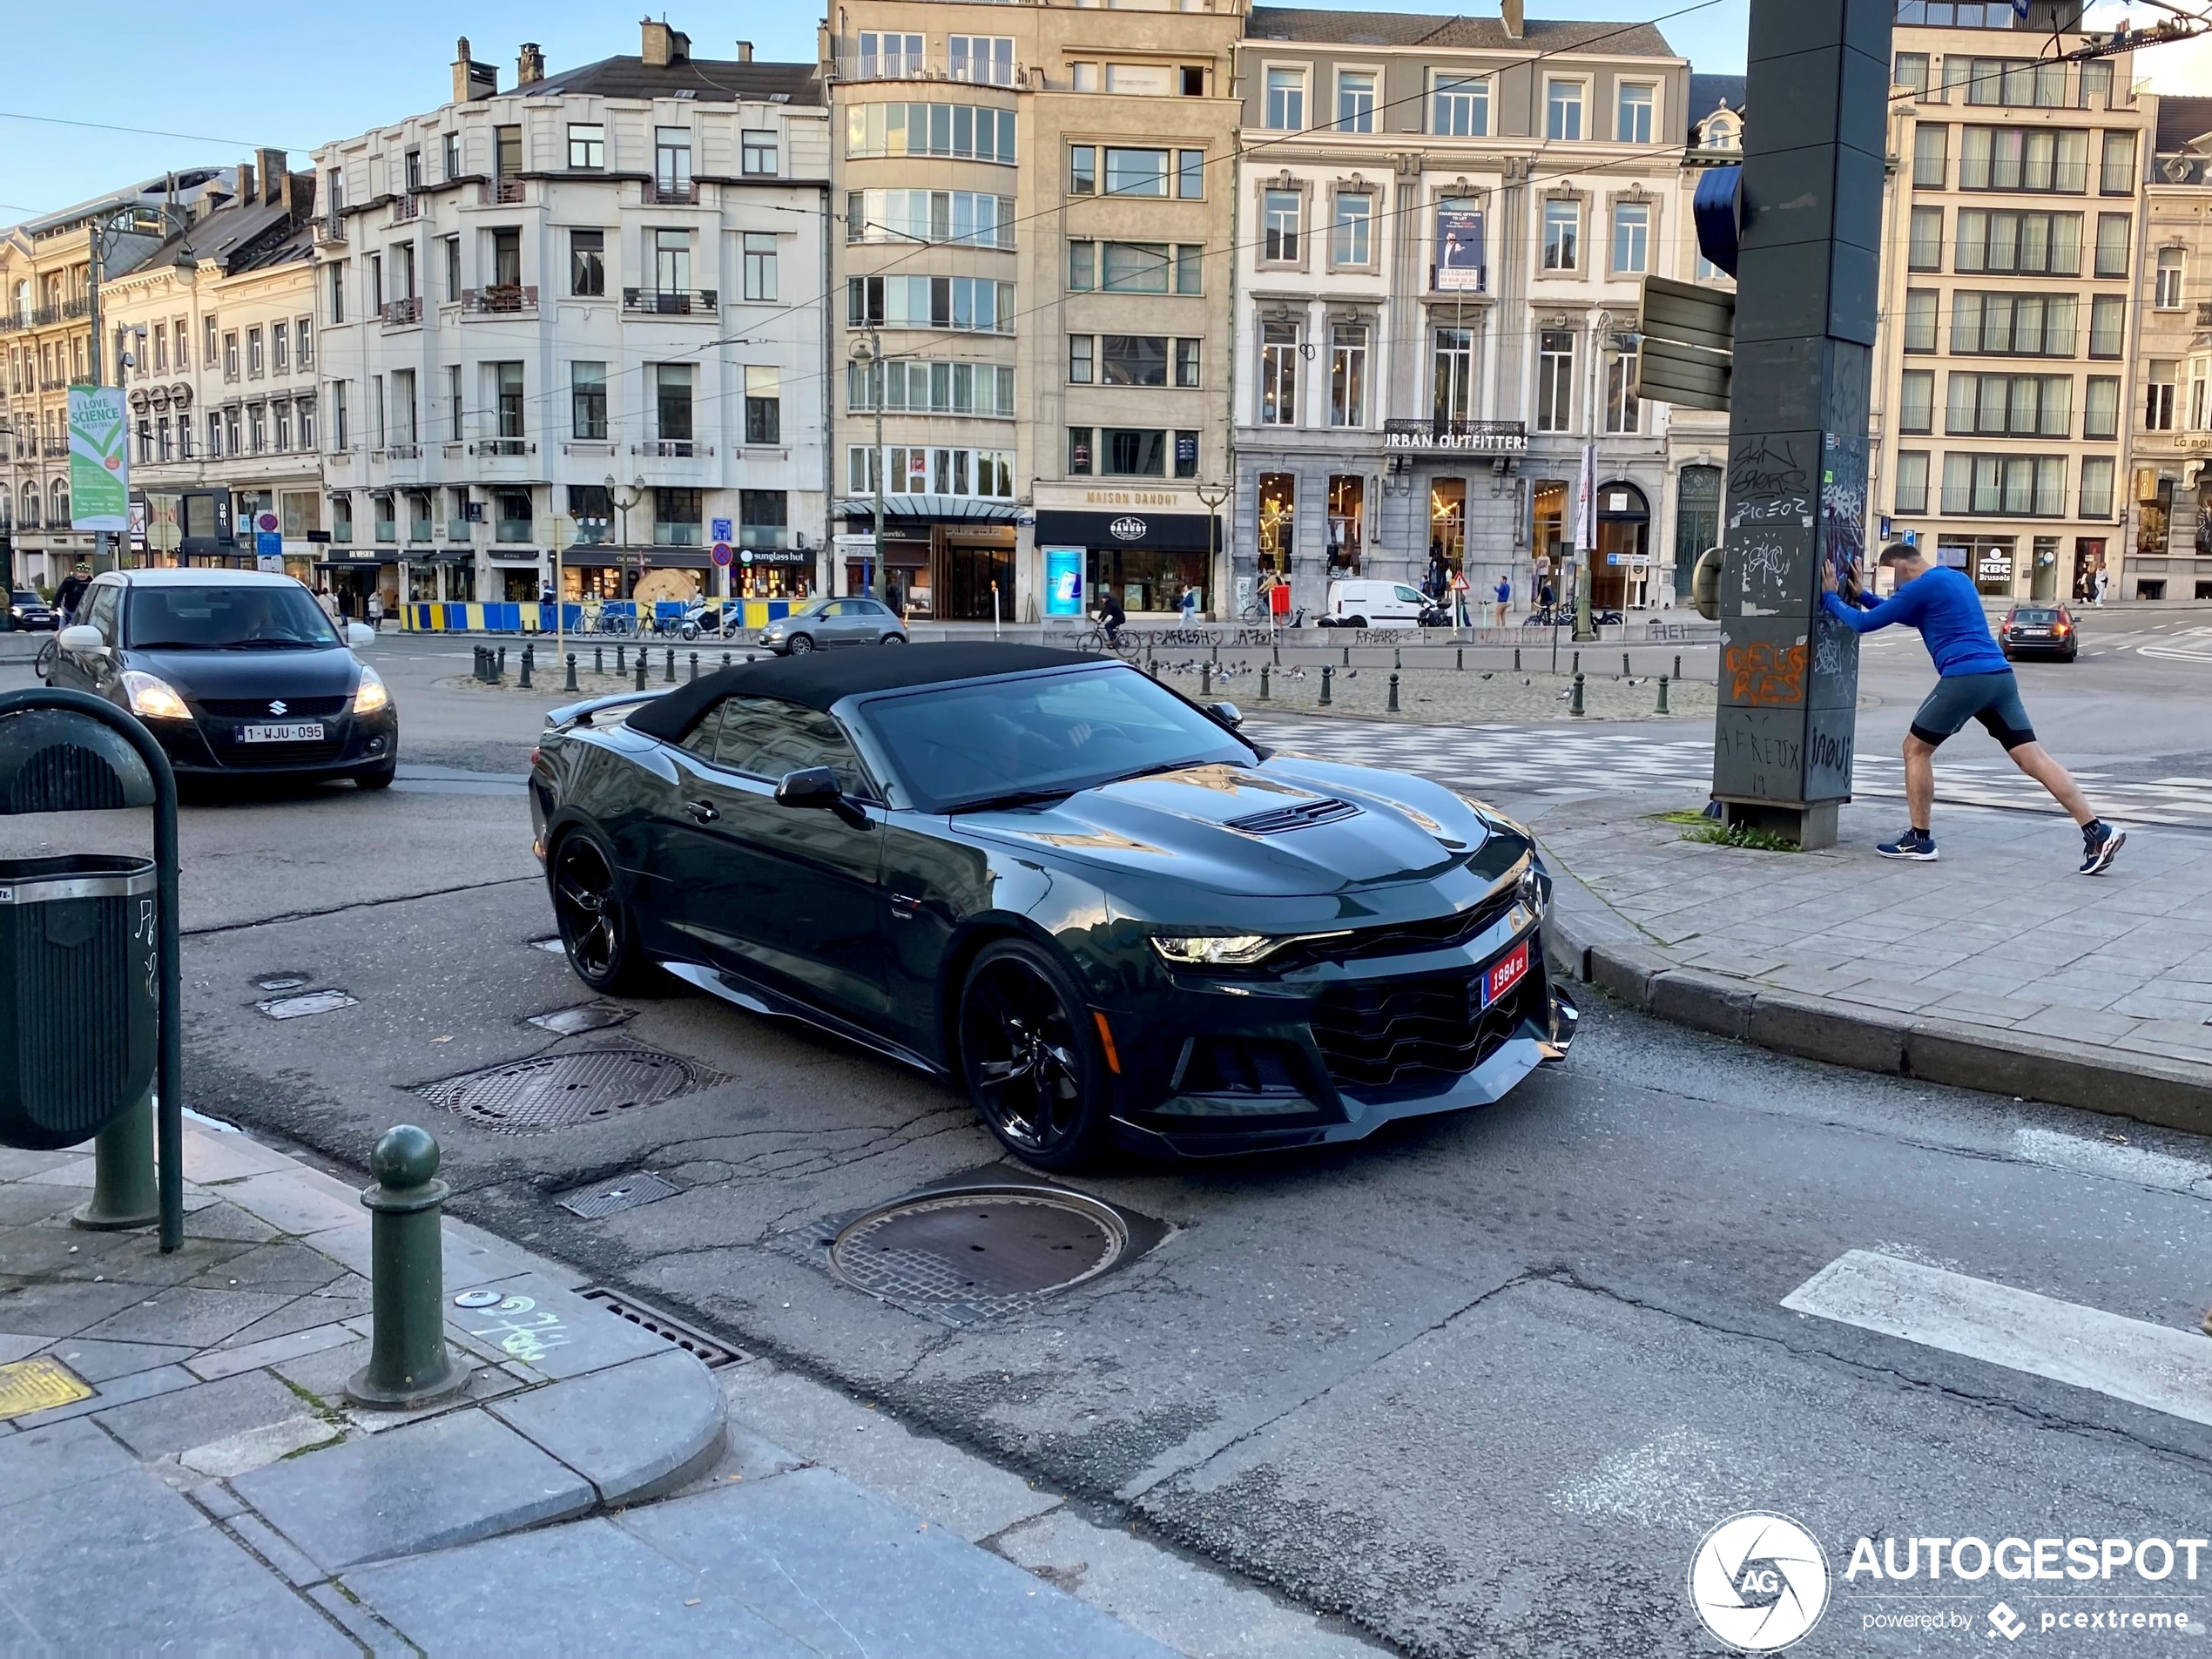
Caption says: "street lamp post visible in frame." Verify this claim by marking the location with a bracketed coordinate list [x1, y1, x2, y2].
[604, 475, 645, 604]
[1195, 478, 1230, 628]
[84, 204, 185, 577]
[849, 331, 886, 599]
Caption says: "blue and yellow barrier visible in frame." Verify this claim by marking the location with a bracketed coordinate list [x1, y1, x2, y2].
[401, 599, 802, 634]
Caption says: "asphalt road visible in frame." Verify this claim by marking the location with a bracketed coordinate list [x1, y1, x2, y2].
[5, 617, 2212, 1657]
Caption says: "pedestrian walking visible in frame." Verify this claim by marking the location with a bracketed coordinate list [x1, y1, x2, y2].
[1493, 574, 1512, 628]
[1447, 568, 1469, 629]
[1179, 583, 1198, 624]
[2093, 564, 2109, 606]
[366, 591, 383, 633]
[1823, 543, 2123, 873]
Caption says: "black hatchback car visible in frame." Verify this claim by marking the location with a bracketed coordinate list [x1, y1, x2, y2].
[1999, 603, 2079, 663]
[43, 570, 398, 786]
[9, 590, 57, 631]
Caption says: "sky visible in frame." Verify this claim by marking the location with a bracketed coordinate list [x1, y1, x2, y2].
[0, 0, 2200, 225]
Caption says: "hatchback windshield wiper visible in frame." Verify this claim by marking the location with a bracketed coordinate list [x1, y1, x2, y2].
[947, 786, 1076, 814]
[129, 639, 215, 650]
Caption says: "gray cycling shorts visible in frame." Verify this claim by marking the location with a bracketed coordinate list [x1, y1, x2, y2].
[1909, 671, 2036, 751]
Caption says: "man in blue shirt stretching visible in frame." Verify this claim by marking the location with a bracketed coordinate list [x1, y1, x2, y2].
[1822, 543, 2123, 873]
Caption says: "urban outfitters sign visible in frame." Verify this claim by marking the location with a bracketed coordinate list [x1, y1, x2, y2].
[68, 386, 129, 531]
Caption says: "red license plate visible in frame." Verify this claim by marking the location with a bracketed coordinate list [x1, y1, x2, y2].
[1481, 940, 1531, 1008]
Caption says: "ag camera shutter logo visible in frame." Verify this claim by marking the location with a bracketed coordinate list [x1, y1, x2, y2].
[1689, 1513, 1831, 1651]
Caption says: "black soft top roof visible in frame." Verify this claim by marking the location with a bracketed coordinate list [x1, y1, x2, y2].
[624, 644, 1102, 740]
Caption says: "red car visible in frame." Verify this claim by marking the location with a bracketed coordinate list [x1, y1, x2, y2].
[1999, 603, 2078, 663]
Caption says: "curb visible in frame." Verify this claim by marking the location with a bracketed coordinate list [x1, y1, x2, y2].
[1544, 894, 2212, 1136]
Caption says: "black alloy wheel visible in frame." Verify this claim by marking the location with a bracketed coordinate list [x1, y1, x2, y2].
[550, 833, 650, 994]
[880, 632, 907, 645]
[958, 941, 1109, 1170]
[786, 632, 816, 654]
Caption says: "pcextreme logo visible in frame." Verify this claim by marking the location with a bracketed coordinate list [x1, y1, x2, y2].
[1689, 1513, 1831, 1652]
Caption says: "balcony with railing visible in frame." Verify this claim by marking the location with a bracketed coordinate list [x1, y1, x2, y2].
[381, 297, 424, 327]
[648, 180, 699, 206]
[391, 194, 422, 223]
[471, 438, 534, 457]
[2199, 302, 2212, 328]
[481, 179, 525, 205]
[461, 286, 537, 316]
[314, 213, 347, 245]
[630, 440, 713, 458]
[622, 288, 718, 317]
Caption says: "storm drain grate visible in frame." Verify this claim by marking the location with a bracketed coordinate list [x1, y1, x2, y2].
[557, 1170, 683, 1218]
[415, 1046, 728, 1132]
[829, 1187, 1129, 1320]
[578, 1287, 743, 1367]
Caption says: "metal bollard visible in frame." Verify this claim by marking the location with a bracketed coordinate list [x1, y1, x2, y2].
[1320, 664, 1333, 705]
[498, 647, 508, 679]
[595, 645, 604, 676]
[722, 651, 732, 670]
[634, 650, 648, 691]
[1149, 657, 1161, 678]
[518, 646, 533, 690]
[1514, 646, 1521, 671]
[1388, 671, 1400, 712]
[565, 652, 578, 692]
[1656, 675, 1671, 715]
[616, 644, 627, 676]
[1571, 650, 1580, 676]
[1271, 642, 1280, 666]
[664, 646, 676, 683]
[1570, 672, 1586, 717]
[1456, 647, 1464, 671]
[689, 651, 698, 681]
[1393, 646, 1402, 671]
[1342, 644, 1350, 667]
[1622, 652, 1630, 678]
[346, 1126, 469, 1410]
[1201, 662, 1212, 696]
[1260, 664, 1271, 700]
[1674, 653, 1683, 681]
[1211, 641, 1220, 664]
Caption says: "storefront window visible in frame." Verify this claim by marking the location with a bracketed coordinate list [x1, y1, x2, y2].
[1673, 465, 1722, 599]
[408, 565, 439, 602]
[1594, 482, 1651, 608]
[1429, 477, 1466, 575]
[1531, 481, 1568, 593]
[1327, 475, 1363, 573]
[1089, 547, 1204, 616]
[1258, 473, 1295, 572]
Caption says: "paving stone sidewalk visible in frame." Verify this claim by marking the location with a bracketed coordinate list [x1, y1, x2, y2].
[0, 1120, 1188, 1656]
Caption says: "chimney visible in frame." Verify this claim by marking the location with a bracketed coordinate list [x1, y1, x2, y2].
[1501, 0, 1524, 39]
[735, 39, 753, 62]
[518, 42, 545, 85]
[641, 17, 691, 67]
[256, 149, 286, 204]
[236, 160, 256, 206]
[453, 37, 497, 103]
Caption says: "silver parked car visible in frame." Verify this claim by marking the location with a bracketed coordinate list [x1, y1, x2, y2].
[758, 597, 909, 654]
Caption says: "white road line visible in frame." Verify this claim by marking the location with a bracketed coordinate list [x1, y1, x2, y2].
[1782, 1250, 2212, 1428]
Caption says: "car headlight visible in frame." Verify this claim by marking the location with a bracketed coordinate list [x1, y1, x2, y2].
[1517, 862, 1549, 916]
[353, 664, 390, 714]
[1149, 933, 1285, 968]
[121, 671, 191, 721]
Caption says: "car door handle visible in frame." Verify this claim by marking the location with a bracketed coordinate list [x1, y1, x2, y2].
[683, 798, 720, 823]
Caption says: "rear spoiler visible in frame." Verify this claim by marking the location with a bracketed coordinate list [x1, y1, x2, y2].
[543, 688, 670, 731]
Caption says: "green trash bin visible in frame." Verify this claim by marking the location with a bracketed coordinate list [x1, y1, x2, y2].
[0, 853, 158, 1151]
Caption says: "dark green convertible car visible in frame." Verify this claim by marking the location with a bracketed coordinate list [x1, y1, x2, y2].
[528, 644, 1575, 1169]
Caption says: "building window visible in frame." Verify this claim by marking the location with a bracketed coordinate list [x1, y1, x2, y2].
[1103, 334, 1167, 388]
[849, 103, 1018, 165]
[655, 127, 693, 200]
[1909, 206, 1945, 271]
[442, 132, 460, 179]
[1332, 192, 1372, 266]
[2147, 361, 2178, 432]
[948, 36, 1014, 85]
[1913, 124, 1948, 189]
[2100, 130, 2136, 195]
[1945, 371, 2072, 437]
[1542, 200, 1579, 271]
[1337, 71, 1375, 133]
[1546, 80, 1583, 142]
[654, 363, 694, 444]
[742, 130, 779, 176]
[1612, 201, 1649, 274]
[846, 189, 1014, 248]
[1949, 290, 2077, 355]
[1102, 428, 1165, 476]
[655, 488, 701, 545]
[1955, 209, 2083, 276]
[1434, 327, 1474, 423]
[1904, 288, 1939, 352]
[857, 31, 923, 80]
[2083, 375, 2120, 438]
[1104, 148, 1169, 198]
[1256, 473, 1294, 573]
[743, 233, 778, 301]
[1259, 322, 1299, 426]
[495, 361, 524, 440]
[2094, 212, 2129, 279]
[1329, 324, 1366, 427]
[2156, 247, 2186, 309]
[1265, 68, 1305, 131]
[1900, 369, 1935, 433]
[1604, 345, 1639, 434]
[570, 229, 604, 297]
[1432, 73, 1489, 137]
[1068, 428, 1092, 475]
[571, 362, 606, 440]
[1894, 451, 1931, 514]
[1175, 338, 1201, 388]
[1894, 51, 1929, 94]
[1958, 126, 2087, 192]
[1263, 191, 1302, 263]
[2079, 455, 2114, 517]
[1616, 83, 1654, 144]
[331, 382, 347, 449]
[1940, 453, 2067, 516]
[445, 366, 462, 440]
[1068, 242, 1097, 292]
[272, 321, 289, 374]
[1068, 335, 1094, 385]
[1176, 245, 1204, 294]
[743, 367, 780, 444]
[1177, 150, 1204, 199]
[1536, 329, 1575, 432]
[224, 331, 239, 379]
[2088, 294, 2124, 358]
[738, 489, 786, 550]
[1069, 146, 1096, 194]
[569, 124, 605, 169]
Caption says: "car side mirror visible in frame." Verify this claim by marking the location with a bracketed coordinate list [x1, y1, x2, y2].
[347, 622, 375, 649]
[1205, 700, 1243, 728]
[59, 624, 105, 656]
[776, 766, 870, 828]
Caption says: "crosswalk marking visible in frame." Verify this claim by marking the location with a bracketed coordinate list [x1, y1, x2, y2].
[1783, 1251, 2212, 1428]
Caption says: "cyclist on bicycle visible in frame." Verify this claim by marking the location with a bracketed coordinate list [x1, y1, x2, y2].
[54, 562, 92, 627]
[1093, 589, 1127, 645]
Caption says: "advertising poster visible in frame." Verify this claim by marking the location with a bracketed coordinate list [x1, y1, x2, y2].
[68, 385, 129, 531]
[1434, 206, 1487, 293]
[1043, 547, 1084, 617]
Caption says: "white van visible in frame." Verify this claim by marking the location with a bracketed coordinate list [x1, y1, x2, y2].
[1320, 579, 1440, 629]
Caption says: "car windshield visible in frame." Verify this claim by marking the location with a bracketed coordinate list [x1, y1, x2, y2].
[126, 584, 341, 651]
[2013, 608, 2059, 623]
[786, 599, 833, 619]
[860, 665, 1254, 813]
[11, 591, 39, 605]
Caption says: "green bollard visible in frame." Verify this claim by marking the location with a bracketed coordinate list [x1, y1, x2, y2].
[1320, 664, 1333, 705]
[1388, 671, 1400, 712]
[1657, 675, 1671, 715]
[635, 651, 648, 691]
[1571, 672, 1586, 717]
[1260, 664, 1271, 700]
[565, 652, 578, 692]
[664, 646, 676, 683]
[346, 1126, 469, 1410]
[72, 1090, 158, 1231]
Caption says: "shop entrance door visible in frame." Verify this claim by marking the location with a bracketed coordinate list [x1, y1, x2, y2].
[942, 541, 1014, 621]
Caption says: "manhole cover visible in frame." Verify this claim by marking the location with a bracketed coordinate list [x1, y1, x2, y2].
[415, 1047, 727, 1132]
[830, 1187, 1128, 1317]
[257, 989, 358, 1020]
[558, 1170, 682, 1217]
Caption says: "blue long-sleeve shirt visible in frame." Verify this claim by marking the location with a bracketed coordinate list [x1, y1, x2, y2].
[1820, 564, 2010, 678]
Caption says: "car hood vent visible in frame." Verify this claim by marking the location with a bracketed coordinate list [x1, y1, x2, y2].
[1224, 797, 1363, 835]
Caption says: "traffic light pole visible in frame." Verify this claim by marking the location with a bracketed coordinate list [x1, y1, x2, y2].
[1709, 0, 1892, 849]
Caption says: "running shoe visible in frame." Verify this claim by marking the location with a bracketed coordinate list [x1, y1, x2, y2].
[2079, 820, 2126, 876]
[1878, 827, 1939, 861]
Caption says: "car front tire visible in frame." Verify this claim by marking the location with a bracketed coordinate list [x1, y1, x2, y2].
[357, 762, 396, 790]
[550, 831, 652, 995]
[880, 632, 907, 645]
[1346, 616, 1368, 629]
[786, 633, 816, 654]
[958, 939, 1110, 1171]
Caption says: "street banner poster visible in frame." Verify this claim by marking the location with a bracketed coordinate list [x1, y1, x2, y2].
[1434, 205, 1487, 293]
[68, 385, 129, 531]
[1043, 547, 1084, 617]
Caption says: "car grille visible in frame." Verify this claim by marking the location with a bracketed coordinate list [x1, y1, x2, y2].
[1268, 889, 1521, 973]
[198, 695, 349, 718]
[211, 731, 349, 768]
[1310, 969, 1531, 1094]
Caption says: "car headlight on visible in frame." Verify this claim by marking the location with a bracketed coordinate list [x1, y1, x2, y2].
[1149, 933, 1285, 968]
[121, 670, 191, 721]
[353, 664, 390, 714]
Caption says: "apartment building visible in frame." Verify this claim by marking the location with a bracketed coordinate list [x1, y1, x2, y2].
[100, 156, 321, 579]
[0, 171, 230, 588]
[1871, 5, 2154, 604]
[312, 25, 828, 613]
[1225, 1, 1689, 617]
[2131, 93, 2212, 601]
[826, 0, 1244, 621]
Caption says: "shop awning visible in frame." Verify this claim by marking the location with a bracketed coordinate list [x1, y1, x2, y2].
[834, 496, 1021, 523]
